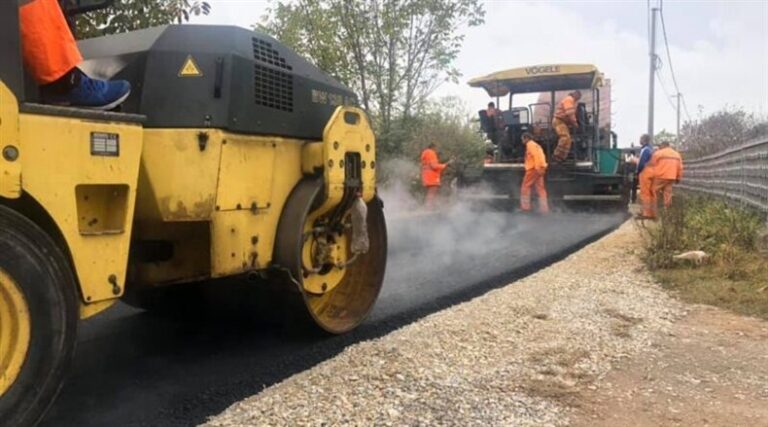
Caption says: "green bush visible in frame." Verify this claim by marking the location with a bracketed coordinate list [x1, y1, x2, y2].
[644, 195, 764, 269]
[648, 195, 768, 319]
[378, 96, 486, 193]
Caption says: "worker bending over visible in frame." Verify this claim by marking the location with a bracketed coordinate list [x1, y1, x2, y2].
[420, 143, 451, 209]
[649, 141, 683, 216]
[552, 90, 581, 162]
[520, 133, 549, 214]
[19, 0, 131, 109]
[636, 134, 657, 219]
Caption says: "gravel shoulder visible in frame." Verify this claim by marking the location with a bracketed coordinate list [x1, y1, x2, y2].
[205, 220, 691, 426]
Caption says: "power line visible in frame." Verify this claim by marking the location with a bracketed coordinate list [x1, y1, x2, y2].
[655, 70, 678, 112]
[659, 9, 681, 97]
[680, 94, 693, 121]
[657, 5, 695, 126]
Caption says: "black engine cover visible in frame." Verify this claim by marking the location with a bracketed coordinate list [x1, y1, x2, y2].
[78, 25, 357, 140]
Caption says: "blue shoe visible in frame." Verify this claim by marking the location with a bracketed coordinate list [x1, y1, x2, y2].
[42, 69, 131, 110]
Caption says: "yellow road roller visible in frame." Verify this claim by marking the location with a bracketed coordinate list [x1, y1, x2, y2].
[0, 2, 386, 425]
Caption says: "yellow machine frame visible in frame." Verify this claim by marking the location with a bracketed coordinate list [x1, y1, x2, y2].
[0, 81, 376, 320]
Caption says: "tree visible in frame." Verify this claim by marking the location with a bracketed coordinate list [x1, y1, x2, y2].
[402, 96, 485, 165]
[680, 107, 768, 157]
[380, 96, 484, 182]
[654, 129, 676, 146]
[258, 1, 355, 91]
[74, 0, 211, 39]
[259, 0, 484, 139]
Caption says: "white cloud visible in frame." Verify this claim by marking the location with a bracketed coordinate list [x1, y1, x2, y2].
[192, 0, 270, 29]
[438, 0, 768, 146]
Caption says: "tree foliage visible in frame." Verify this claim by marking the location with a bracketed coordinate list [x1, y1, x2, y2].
[402, 96, 485, 166]
[378, 96, 485, 188]
[74, 0, 211, 39]
[680, 107, 768, 157]
[259, 0, 484, 139]
[654, 129, 676, 146]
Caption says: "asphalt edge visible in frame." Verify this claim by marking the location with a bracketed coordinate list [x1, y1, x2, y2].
[192, 214, 630, 425]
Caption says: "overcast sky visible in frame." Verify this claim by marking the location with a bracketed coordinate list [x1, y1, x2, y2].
[193, 0, 768, 146]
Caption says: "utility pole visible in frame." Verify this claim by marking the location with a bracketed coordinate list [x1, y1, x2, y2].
[647, 7, 658, 144]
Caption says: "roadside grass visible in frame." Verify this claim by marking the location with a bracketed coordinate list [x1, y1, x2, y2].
[640, 195, 768, 320]
[654, 259, 768, 320]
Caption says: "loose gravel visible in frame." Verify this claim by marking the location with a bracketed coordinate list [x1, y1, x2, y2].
[204, 221, 684, 426]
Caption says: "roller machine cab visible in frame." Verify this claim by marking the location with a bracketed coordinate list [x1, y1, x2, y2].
[77, 25, 387, 329]
[74, 25, 387, 333]
[0, 4, 386, 425]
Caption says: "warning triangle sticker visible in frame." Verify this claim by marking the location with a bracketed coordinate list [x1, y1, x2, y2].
[178, 55, 203, 77]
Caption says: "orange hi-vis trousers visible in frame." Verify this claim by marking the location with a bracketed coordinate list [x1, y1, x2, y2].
[520, 169, 549, 214]
[639, 170, 656, 218]
[20, 0, 82, 84]
[552, 118, 572, 162]
[424, 186, 440, 210]
[652, 178, 676, 210]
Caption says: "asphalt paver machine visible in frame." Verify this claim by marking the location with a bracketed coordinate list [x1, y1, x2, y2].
[462, 64, 630, 210]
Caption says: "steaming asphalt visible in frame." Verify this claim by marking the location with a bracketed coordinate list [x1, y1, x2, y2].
[41, 209, 627, 427]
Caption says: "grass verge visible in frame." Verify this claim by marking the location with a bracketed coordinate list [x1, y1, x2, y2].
[639, 195, 768, 320]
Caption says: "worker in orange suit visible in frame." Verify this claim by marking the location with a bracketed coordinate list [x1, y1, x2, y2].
[520, 132, 549, 214]
[19, 0, 131, 109]
[420, 143, 451, 209]
[648, 141, 683, 216]
[636, 134, 657, 219]
[552, 90, 581, 162]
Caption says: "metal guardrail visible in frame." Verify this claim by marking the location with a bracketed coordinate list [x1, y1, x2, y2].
[678, 137, 768, 213]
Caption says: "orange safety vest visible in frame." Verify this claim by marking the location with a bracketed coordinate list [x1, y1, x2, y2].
[554, 95, 577, 126]
[420, 148, 447, 187]
[524, 140, 547, 171]
[649, 147, 683, 181]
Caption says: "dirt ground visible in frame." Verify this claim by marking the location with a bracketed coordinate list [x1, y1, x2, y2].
[571, 305, 768, 427]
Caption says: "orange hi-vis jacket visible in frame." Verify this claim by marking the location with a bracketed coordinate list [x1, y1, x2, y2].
[420, 148, 447, 187]
[554, 95, 578, 127]
[524, 140, 547, 172]
[649, 146, 683, 181]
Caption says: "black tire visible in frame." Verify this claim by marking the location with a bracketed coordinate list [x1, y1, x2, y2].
[0, 206, 79, 427]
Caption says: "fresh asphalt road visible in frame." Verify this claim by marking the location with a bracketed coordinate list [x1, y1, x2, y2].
[41, 209, 627, 427]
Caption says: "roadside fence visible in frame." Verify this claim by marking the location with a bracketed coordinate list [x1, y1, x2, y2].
[678, 137, 768, 214]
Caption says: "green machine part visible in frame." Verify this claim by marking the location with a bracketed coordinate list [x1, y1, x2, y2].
[596, 147, 623, 175]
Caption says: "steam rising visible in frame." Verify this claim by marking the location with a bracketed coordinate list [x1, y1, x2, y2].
[370, 160, 627, 321]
